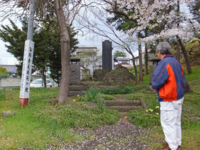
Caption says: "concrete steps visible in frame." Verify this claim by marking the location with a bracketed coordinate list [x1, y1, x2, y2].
[104, 100, 143, 112]
[105, 100, 141, 106]
[105, 106, 143, 112]
[68, 85, 88, 97]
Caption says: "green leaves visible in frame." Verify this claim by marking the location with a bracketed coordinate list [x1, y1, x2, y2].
[0, 67, 9, 78]
[114, 50, 126, 59]
[0, 19, 79, 82]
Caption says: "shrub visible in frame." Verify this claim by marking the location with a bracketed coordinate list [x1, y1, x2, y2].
[100, 94, 116, 100]
[77, 88, 105, 111]
[84, 88, 100, 102]
[101, 86, 134, 95]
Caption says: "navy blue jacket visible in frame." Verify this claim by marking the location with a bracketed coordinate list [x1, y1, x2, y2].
[152, 55, 185, 102]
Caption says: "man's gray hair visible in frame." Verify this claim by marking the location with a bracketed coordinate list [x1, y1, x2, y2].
[156, 42, 171, 54]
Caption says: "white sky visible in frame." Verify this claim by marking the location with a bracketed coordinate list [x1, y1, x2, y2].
[0, 3, 192, 62]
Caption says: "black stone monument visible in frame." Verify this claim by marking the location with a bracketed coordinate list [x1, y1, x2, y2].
[102, 40, 112, 70]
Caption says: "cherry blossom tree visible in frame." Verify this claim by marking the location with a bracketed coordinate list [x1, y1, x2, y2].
[102, 0, 200, 74]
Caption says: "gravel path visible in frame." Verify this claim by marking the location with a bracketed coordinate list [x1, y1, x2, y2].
[48, 117, 149, 150]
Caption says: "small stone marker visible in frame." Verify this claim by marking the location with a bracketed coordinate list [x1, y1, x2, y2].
[2, 111, 16, 117]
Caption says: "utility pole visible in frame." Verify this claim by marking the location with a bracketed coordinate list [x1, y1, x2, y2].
[19, 0, 36, 108]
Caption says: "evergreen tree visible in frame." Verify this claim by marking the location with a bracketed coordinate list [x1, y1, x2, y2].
[0, 19, 79, 87]
[190, 0, 200, 22]
[0, 67, 9, 78]
[114, 50, 126, 59]
[48, 23, 79, 86]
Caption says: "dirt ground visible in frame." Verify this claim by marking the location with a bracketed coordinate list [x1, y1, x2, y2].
[47, 116, 150, 150]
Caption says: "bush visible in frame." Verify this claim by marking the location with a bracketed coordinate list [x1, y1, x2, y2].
[0, 67, 10, 78]
[100, 94, 116, 100]
[84, 88, 100, 102]
[101, 86, 134, 95]
[77, 88, 105, 111]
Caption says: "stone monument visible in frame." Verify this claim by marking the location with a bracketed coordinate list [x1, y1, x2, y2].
[70, 57, 80, 85]
[102, 40, 112, 71]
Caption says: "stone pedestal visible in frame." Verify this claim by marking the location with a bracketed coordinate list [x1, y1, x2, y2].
[19, 98, 29, 108]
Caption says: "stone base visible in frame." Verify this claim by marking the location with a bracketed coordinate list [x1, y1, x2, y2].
[19, 98, 29, 108]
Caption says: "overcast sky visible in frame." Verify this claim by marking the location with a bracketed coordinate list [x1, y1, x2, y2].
[0, 20, 108, 57]
[0, 3, 191, 58]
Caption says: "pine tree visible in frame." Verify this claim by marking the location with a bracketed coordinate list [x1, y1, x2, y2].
[114, 51, 126, 59]
[0, 19, 79, 87]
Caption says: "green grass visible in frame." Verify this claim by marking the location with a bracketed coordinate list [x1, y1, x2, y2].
[184, 66, 200, 82]
[0, 87, 120, 149]
[99, 94, 116, 100]
[129, 66, 150, 74]
[77, 86, 134, 110]
[128, 65, 200, 150]
[0, 65, 199, 149]
[126, 93, 144, 100]
[0, 89, 5, 100]
[128, 109, 160, 127]
[36, 102, 120, 129]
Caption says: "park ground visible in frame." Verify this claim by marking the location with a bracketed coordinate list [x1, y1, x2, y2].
[0, 66, 199, 150]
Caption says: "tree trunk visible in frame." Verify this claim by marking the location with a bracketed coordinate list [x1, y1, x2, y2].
[176, 36, 192, 74]
[176, 41, 180, 63]
[130, 53, 137, 83]
[43, 71, 47, 88]
[138, 32, 143, 82]
[176, 0, 180, 63]
[144, 43, 148, 75]
[144, 29, 148, 75]
[55, 0, 70, 103]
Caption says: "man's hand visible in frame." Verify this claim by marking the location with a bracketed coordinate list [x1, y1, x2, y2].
[154, 90, 158, 93]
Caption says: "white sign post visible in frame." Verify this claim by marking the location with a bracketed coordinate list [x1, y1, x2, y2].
[19, 40, 34, 107]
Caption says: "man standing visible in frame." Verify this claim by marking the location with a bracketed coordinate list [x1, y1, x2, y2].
[152, 42, 185, 150]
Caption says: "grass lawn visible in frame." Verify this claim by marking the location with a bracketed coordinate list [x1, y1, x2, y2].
[0, 87, 120, 149]
[0, 66, 199, 149]
[128, 66, 200, 149]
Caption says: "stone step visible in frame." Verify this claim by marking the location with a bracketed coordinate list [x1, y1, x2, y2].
[98, 85, 119, 89]
[68, 91, 85, 97]
[105, 106, 143, 112]
[104, 100, 141, 106]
